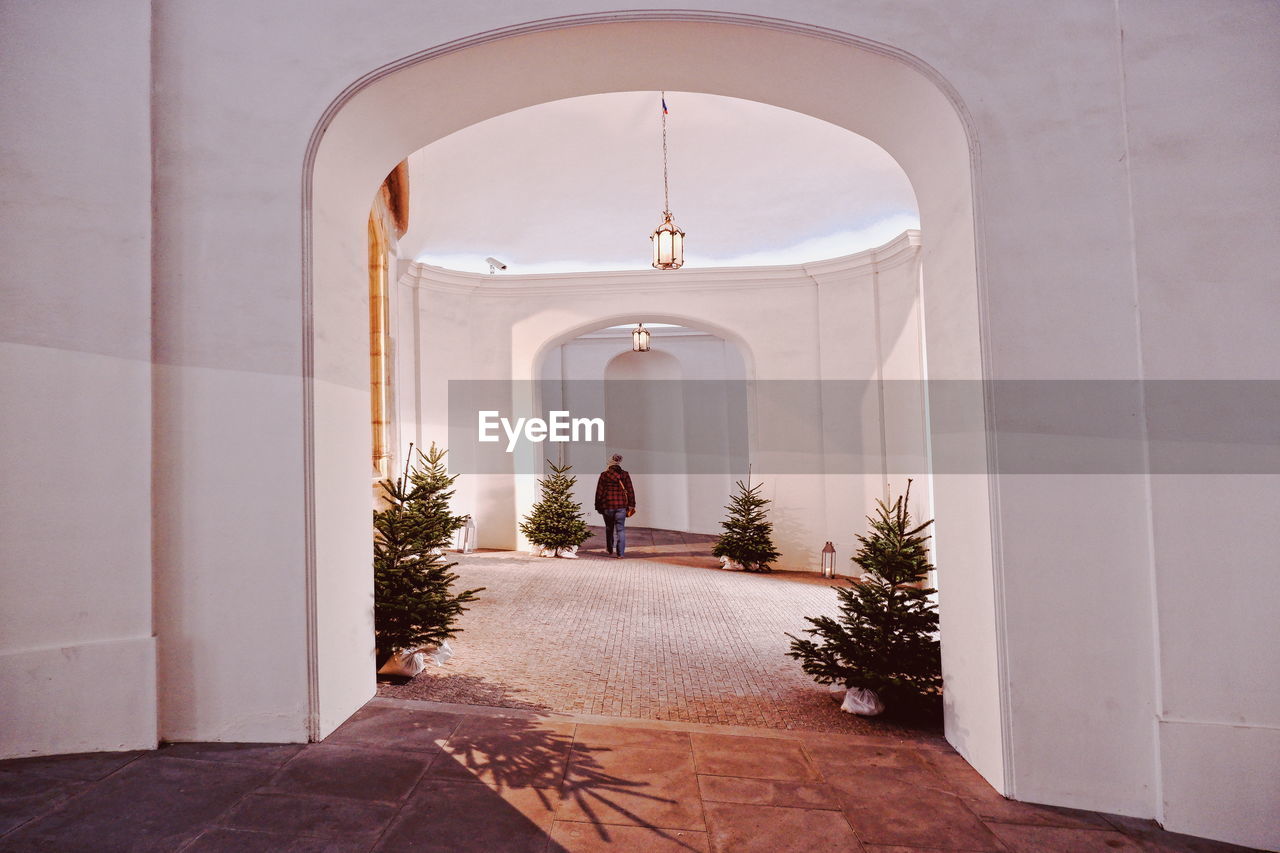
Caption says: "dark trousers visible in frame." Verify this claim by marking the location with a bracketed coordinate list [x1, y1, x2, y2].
[602, 507, 628, 556]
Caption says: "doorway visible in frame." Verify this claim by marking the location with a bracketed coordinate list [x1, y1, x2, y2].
[306, 14, 1001, 792]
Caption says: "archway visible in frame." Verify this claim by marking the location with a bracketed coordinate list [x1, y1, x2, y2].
[524, 312, 755, 546]
[305, 15, 1002, 793]
[532, 320, 752, 536]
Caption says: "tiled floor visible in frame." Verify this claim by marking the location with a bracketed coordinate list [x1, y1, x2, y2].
[0, 699, 1255, 852]
[380, 537, 905, 734]
[3, 543, 1260, 850]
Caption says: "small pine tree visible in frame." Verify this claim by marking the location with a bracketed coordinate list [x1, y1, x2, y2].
[406, 443, 467, 551]
[787, 480, 940, 712]
[713, 480, 781, 572]
[373, 444, 482, 665]
[519, 461, 591, 555]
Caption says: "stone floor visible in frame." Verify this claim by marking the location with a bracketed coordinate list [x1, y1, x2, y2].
[379, 533, 902, 734]
[0, 698, 1256, 852]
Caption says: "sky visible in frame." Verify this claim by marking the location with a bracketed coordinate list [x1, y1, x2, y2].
[402, 91, 919, 274]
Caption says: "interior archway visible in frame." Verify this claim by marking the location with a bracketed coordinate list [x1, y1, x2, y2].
[531, 321, 752, 536]
[522, 311, 757, 548]
[305, 15, 1003, 793]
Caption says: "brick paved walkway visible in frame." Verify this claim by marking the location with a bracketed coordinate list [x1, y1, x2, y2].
[379, 533, 911, 736]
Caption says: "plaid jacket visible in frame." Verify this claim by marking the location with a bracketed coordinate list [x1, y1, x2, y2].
[594, 466, 635, 512]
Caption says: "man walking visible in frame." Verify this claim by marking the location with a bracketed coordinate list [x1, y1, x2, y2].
[594, 454, 636, 558]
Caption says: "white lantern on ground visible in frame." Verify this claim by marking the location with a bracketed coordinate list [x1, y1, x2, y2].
[821, 541, 837, 578]
[455, 515, 476, 554]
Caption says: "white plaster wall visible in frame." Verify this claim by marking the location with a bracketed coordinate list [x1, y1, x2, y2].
[0, 0, 157, 758]
[1117, 3, 1280, 847]
[3, 4, 1274, 847]
[957, 1, 1163, 815]
[148, 2, 317, 742]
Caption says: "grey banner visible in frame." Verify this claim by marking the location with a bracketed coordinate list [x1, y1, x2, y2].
[445, 380, 1280, 475]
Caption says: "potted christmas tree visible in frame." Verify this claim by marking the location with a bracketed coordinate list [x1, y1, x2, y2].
[519, 460, 591, 557]
[713, 480, 781, 572]
[787, 480, 940, 717]
[373, 444, 483, 674]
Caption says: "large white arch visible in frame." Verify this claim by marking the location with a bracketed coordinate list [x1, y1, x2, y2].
[306, 15, 1003, 793]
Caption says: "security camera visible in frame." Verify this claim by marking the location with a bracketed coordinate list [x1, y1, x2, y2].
[485, 257, 507, 273]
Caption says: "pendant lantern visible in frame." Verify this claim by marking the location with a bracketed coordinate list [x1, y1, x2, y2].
[651, 213, 684, 270]
[649, 91, 685, 270]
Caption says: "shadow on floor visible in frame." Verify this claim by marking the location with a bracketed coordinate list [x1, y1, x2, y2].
[377, 671, 552, 713]
[0, 704, 708, 852]
[581, 525, 721, 567]
[0, 699, 1258, 852]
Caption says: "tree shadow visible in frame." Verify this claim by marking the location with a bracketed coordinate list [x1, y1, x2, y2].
[377, 672, 552, 712]
[432, 713, 704, 851]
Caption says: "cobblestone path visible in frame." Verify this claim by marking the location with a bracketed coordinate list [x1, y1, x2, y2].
[379, 541, 926, 736]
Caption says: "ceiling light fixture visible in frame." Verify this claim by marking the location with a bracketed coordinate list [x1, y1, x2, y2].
[632, 323, 652, 352]
[650, 92, 685, 270]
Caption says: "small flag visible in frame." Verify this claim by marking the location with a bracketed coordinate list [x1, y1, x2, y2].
[661, 96, 668, 115]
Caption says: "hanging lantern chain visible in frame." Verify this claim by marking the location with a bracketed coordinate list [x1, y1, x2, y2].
[661, 90, 671, 215]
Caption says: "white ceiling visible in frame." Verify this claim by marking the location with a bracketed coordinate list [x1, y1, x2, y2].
[401, 91, 919, 274]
